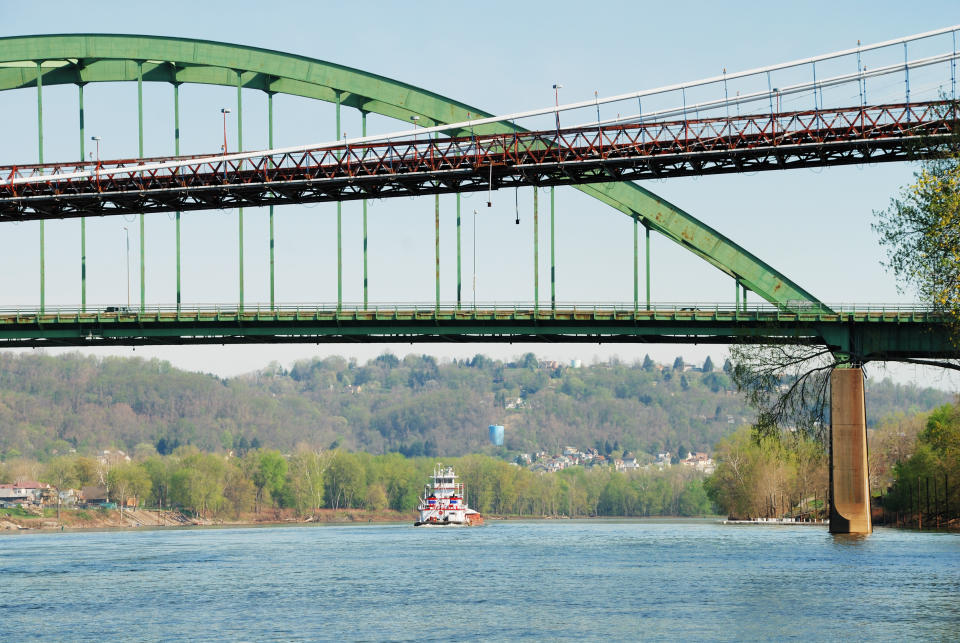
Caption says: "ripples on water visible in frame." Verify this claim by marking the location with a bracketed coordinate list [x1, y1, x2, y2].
[2, 520, 958, 641]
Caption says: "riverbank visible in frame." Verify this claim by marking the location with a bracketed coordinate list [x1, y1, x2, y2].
[0, 507, 416, 532]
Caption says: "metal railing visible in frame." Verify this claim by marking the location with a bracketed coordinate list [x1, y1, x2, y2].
[0, 301, 943, 318]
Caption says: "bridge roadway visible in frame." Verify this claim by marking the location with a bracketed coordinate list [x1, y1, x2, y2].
[2, 101, 955, 221]
[0, 303, 953, 360]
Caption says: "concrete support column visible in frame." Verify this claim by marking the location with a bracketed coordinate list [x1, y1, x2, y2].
[829, 367, 872, 534]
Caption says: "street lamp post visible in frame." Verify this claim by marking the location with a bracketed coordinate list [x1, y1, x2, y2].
[221, 108, 231, 155]
[90, 136, 101, 190]
[552, 83, 563, 132]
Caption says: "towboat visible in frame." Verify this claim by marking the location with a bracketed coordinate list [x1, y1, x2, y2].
[414, 464, 483, 526]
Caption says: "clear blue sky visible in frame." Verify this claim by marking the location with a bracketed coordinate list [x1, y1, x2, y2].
[1, 1, 958, 387]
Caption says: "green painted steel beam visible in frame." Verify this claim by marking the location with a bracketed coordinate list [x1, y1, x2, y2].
[0, 312, 952, 358]
[35, 61, 44, 315]
[78, 83, 86, 313]
[174, 80, 181, 311]
[137, 61, 145, 312]
[0, 34, 822, 309]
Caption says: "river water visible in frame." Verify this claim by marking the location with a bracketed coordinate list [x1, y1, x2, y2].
[2, 519, 958, 641]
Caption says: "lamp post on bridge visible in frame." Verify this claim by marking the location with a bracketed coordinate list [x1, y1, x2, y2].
[90, 135, 101, 190]
[552, 83, 563, 132]
[221, 108, 231, 155]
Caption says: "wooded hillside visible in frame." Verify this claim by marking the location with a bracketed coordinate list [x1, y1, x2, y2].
[0, 351, 951, 460]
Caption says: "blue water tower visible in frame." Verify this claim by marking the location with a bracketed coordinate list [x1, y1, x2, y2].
[488, 424, 505, 446]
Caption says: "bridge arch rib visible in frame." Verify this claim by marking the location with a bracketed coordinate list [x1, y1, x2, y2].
[0, 33, 823, 308]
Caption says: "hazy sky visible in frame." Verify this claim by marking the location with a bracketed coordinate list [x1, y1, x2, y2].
[1, 1, 959, 389]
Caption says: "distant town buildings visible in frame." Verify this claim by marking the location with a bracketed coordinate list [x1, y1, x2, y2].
[517, 446, 714, 475]
[0, 481, 52, 507]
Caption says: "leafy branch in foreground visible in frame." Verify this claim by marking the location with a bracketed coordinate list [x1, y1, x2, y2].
[730, 343, 836, 442]
[874, 155, 960, 331]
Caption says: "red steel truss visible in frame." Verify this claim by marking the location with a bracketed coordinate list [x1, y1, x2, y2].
[1, 100, 956, 221]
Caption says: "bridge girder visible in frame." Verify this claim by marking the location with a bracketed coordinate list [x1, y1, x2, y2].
[0, 33, 823, 309]
[0, 309, 953, 360]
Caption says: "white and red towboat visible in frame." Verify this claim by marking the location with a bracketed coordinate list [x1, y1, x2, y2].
[414, 465, 483, 527]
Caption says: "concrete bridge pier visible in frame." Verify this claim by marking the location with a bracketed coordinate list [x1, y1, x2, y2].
[829, 367, 872, 534]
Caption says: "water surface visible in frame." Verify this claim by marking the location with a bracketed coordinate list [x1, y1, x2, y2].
[2, 519, 958, 641]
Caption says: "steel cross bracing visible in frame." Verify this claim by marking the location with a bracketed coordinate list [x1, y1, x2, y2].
[0, 303, 954, 361]
[2, 101, 956, 221]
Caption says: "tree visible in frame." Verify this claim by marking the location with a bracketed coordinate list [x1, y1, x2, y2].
[107, 462, 152, 519]
[673, 356, 684, 371]
[374, 353, 400, 368]
[705, 427, 794, 519]
[702, 356, 714, 373]
[520, 352, 538, 369]
[875, 155, 960, 329]
[642, 354, 655, 371]
[223, 463, 256, 517]
[729, 343, 835, 440]
[286, 449, 328, 516]
[324, 451, 365, 509]
[42, 456, 77, 524]
[73, 457, 98, 488]
[246, 450, 288, 513]
[143, 456, 175, 515]
[169, 452, 226, 518]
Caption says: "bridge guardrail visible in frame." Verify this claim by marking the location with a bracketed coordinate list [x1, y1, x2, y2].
[0, 301, 943, 319]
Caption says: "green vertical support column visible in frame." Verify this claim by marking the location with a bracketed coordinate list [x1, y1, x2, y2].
[268, 91, 275, 310]
[36, 62, 44, 314]
[173, 79, 181, 311]
[456, 193, 461, 310]
[633, 214, 639, 312]
[236, 71, 244, 312]
[434, 131, 440, 313]
[735, 278, 741, 311]
[550, 186, 556, 311]
[78, 83, 86, 312]
[138, 62, 145, 312]
[742, 285, 748, 309]
[645, 225, 651, 310]
[361, 110, 368, 309]
[533, 187, 539, 313]
[335, 92, 342, 312]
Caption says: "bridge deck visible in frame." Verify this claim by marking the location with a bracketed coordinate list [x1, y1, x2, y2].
[0, 304, 953, 359]
[2, 101, 955, 220]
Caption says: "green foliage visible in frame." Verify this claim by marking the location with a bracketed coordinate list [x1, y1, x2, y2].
[246, 450, 288, 511]
[874, 154, 960, 317]
[106, 462, 152, 507]
[169, 451, 227, 518]
[285, 449, 327, 516]
[705, 428, 827, 520]
[884, 402, 960, 515]
[0, 352, 951, 466]
[0, 506, 32, 518]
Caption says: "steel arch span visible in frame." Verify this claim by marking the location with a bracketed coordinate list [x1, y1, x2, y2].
[0, 33, 823, 309]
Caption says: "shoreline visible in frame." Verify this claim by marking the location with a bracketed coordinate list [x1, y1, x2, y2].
[5, 510, 954, 535]
[2, 510, 724, 534]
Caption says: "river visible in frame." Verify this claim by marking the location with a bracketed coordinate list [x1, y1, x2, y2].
[2, 519, 958, 641]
